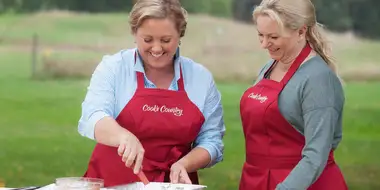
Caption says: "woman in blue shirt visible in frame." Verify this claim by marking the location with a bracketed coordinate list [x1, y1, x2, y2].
[77, 0, 225, 187]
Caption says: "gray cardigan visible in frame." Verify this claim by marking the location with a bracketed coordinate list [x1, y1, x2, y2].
[254, 55, 345, 190]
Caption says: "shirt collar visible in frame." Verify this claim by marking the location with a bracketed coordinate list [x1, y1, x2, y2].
[133, 48, 181, 81]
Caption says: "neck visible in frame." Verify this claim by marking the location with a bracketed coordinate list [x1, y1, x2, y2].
[278, 41, 307, 71]
[144, 61, 175, 87]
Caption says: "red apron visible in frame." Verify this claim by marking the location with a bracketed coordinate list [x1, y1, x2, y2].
[83, 52, 205, 187]
[239, 44, 348, 190]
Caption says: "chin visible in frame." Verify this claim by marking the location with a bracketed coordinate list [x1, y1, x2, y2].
[268, 54, 280, 61]
[268, 51, 282, 61]
[146, 60, 172, 69]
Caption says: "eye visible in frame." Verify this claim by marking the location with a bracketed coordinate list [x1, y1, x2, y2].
[144, 38, 152, 43]
[271, 36, 279, 40]
[161, 39, 171, 43]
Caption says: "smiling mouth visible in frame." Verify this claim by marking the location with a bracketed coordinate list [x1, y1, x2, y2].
[150, 52, 165, 58]
[269, 48, 280, 53]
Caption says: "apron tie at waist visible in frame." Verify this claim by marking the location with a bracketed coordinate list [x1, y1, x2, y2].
[246, 151, 335, 169]
[142, 146, 188, 181]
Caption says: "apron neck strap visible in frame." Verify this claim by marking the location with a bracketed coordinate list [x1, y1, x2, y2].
[177, 65, 185, 91]
[134, 51, 184, 91]
[280, 43, 312, 86]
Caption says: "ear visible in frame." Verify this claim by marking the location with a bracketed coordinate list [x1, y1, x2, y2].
[299, 25, 307, 36]
[298, 25, 307, 40]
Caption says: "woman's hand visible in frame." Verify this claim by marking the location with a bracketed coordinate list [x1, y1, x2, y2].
[117, 131, 145, 174]
[170, 161, 192, 184]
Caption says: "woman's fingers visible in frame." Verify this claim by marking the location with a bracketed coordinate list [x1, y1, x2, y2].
[133, 147, 145, 174]
[125, 145, 137, 168]
[117, 143, 125, 156]
[122, 145, 131, 162]
[179, 171, 192, 184]
[170, 168, 180, 184]
[118, 132, 145, 172]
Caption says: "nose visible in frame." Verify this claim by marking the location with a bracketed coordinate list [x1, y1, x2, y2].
[151, 42, 163, 53]
[260, 37, 270, 49]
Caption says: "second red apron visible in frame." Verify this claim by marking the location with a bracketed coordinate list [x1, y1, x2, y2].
[83, 52, 205, 187]
[239, 44, 348, 190]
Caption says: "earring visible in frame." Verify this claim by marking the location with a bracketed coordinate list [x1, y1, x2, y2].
[179, 41, 181, 46]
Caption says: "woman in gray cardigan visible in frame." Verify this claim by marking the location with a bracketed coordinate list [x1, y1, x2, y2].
[239, 0, 348, 189]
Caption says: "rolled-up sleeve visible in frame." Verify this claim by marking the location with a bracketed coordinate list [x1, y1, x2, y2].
[193, 78, 226, 168]
[78, 56, 116, 140]
[276, 72, 344, 190]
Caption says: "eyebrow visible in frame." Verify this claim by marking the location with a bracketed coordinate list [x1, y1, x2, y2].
[141, 35, 173, 38]
[256, 30, 277, 36]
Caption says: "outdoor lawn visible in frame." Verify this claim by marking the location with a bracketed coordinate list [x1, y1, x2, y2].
[0, 12, 379, 189]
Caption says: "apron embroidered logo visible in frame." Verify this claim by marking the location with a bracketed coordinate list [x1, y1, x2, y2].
[142, 104, 183, 116]
[248, 93, 268, 103]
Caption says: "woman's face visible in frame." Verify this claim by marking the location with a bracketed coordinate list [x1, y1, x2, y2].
[134, 18, 180, 70]
[256, 15, 304, 62]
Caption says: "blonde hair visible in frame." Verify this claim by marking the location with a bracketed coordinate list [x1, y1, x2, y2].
[252, 0, 337, 73]
[129, 0, 188, 37]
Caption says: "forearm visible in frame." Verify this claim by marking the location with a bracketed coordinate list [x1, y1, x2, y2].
[94, 116, 130, 147]
[177, 147, 211, 173]
[276, 70, 344, 189]
[177, 77, 225, 172]
[277, 108, 337, 189]
[276, 157, 326, 190]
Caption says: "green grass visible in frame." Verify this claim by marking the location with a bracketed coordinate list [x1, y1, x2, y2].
[1, 50, 380, 190]
[1, 12, 380, 82]
[0, 12, 129, 46]
[0, 12, 380, 190]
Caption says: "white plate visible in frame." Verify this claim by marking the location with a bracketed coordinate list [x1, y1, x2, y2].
[33, 184, 113, 190]
[35, 182, 206, 190]
[110, 182, 207, 190]
[143, 182, 206, 190]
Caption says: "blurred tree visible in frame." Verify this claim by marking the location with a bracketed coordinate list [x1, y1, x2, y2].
[180, 0, 210, 13]
[180, 0, 232, 18]
[0, 0, 134, 13]
[313, 0, 352, 32]
[232, 0, 261, 23]
[209, 0, 232, 18]
[349, 0, 380, 39]
[0, 0, 23, 13]
[1, 0, 380, 39]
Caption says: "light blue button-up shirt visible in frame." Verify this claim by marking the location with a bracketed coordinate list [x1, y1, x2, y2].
[78, 48, 226, 167]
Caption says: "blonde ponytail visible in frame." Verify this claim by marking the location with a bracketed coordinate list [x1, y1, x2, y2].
[306, 23, 337, 73]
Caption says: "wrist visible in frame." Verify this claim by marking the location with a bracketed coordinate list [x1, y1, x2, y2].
[117, 129, 131, 144]
[177, 157, 190, 172]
